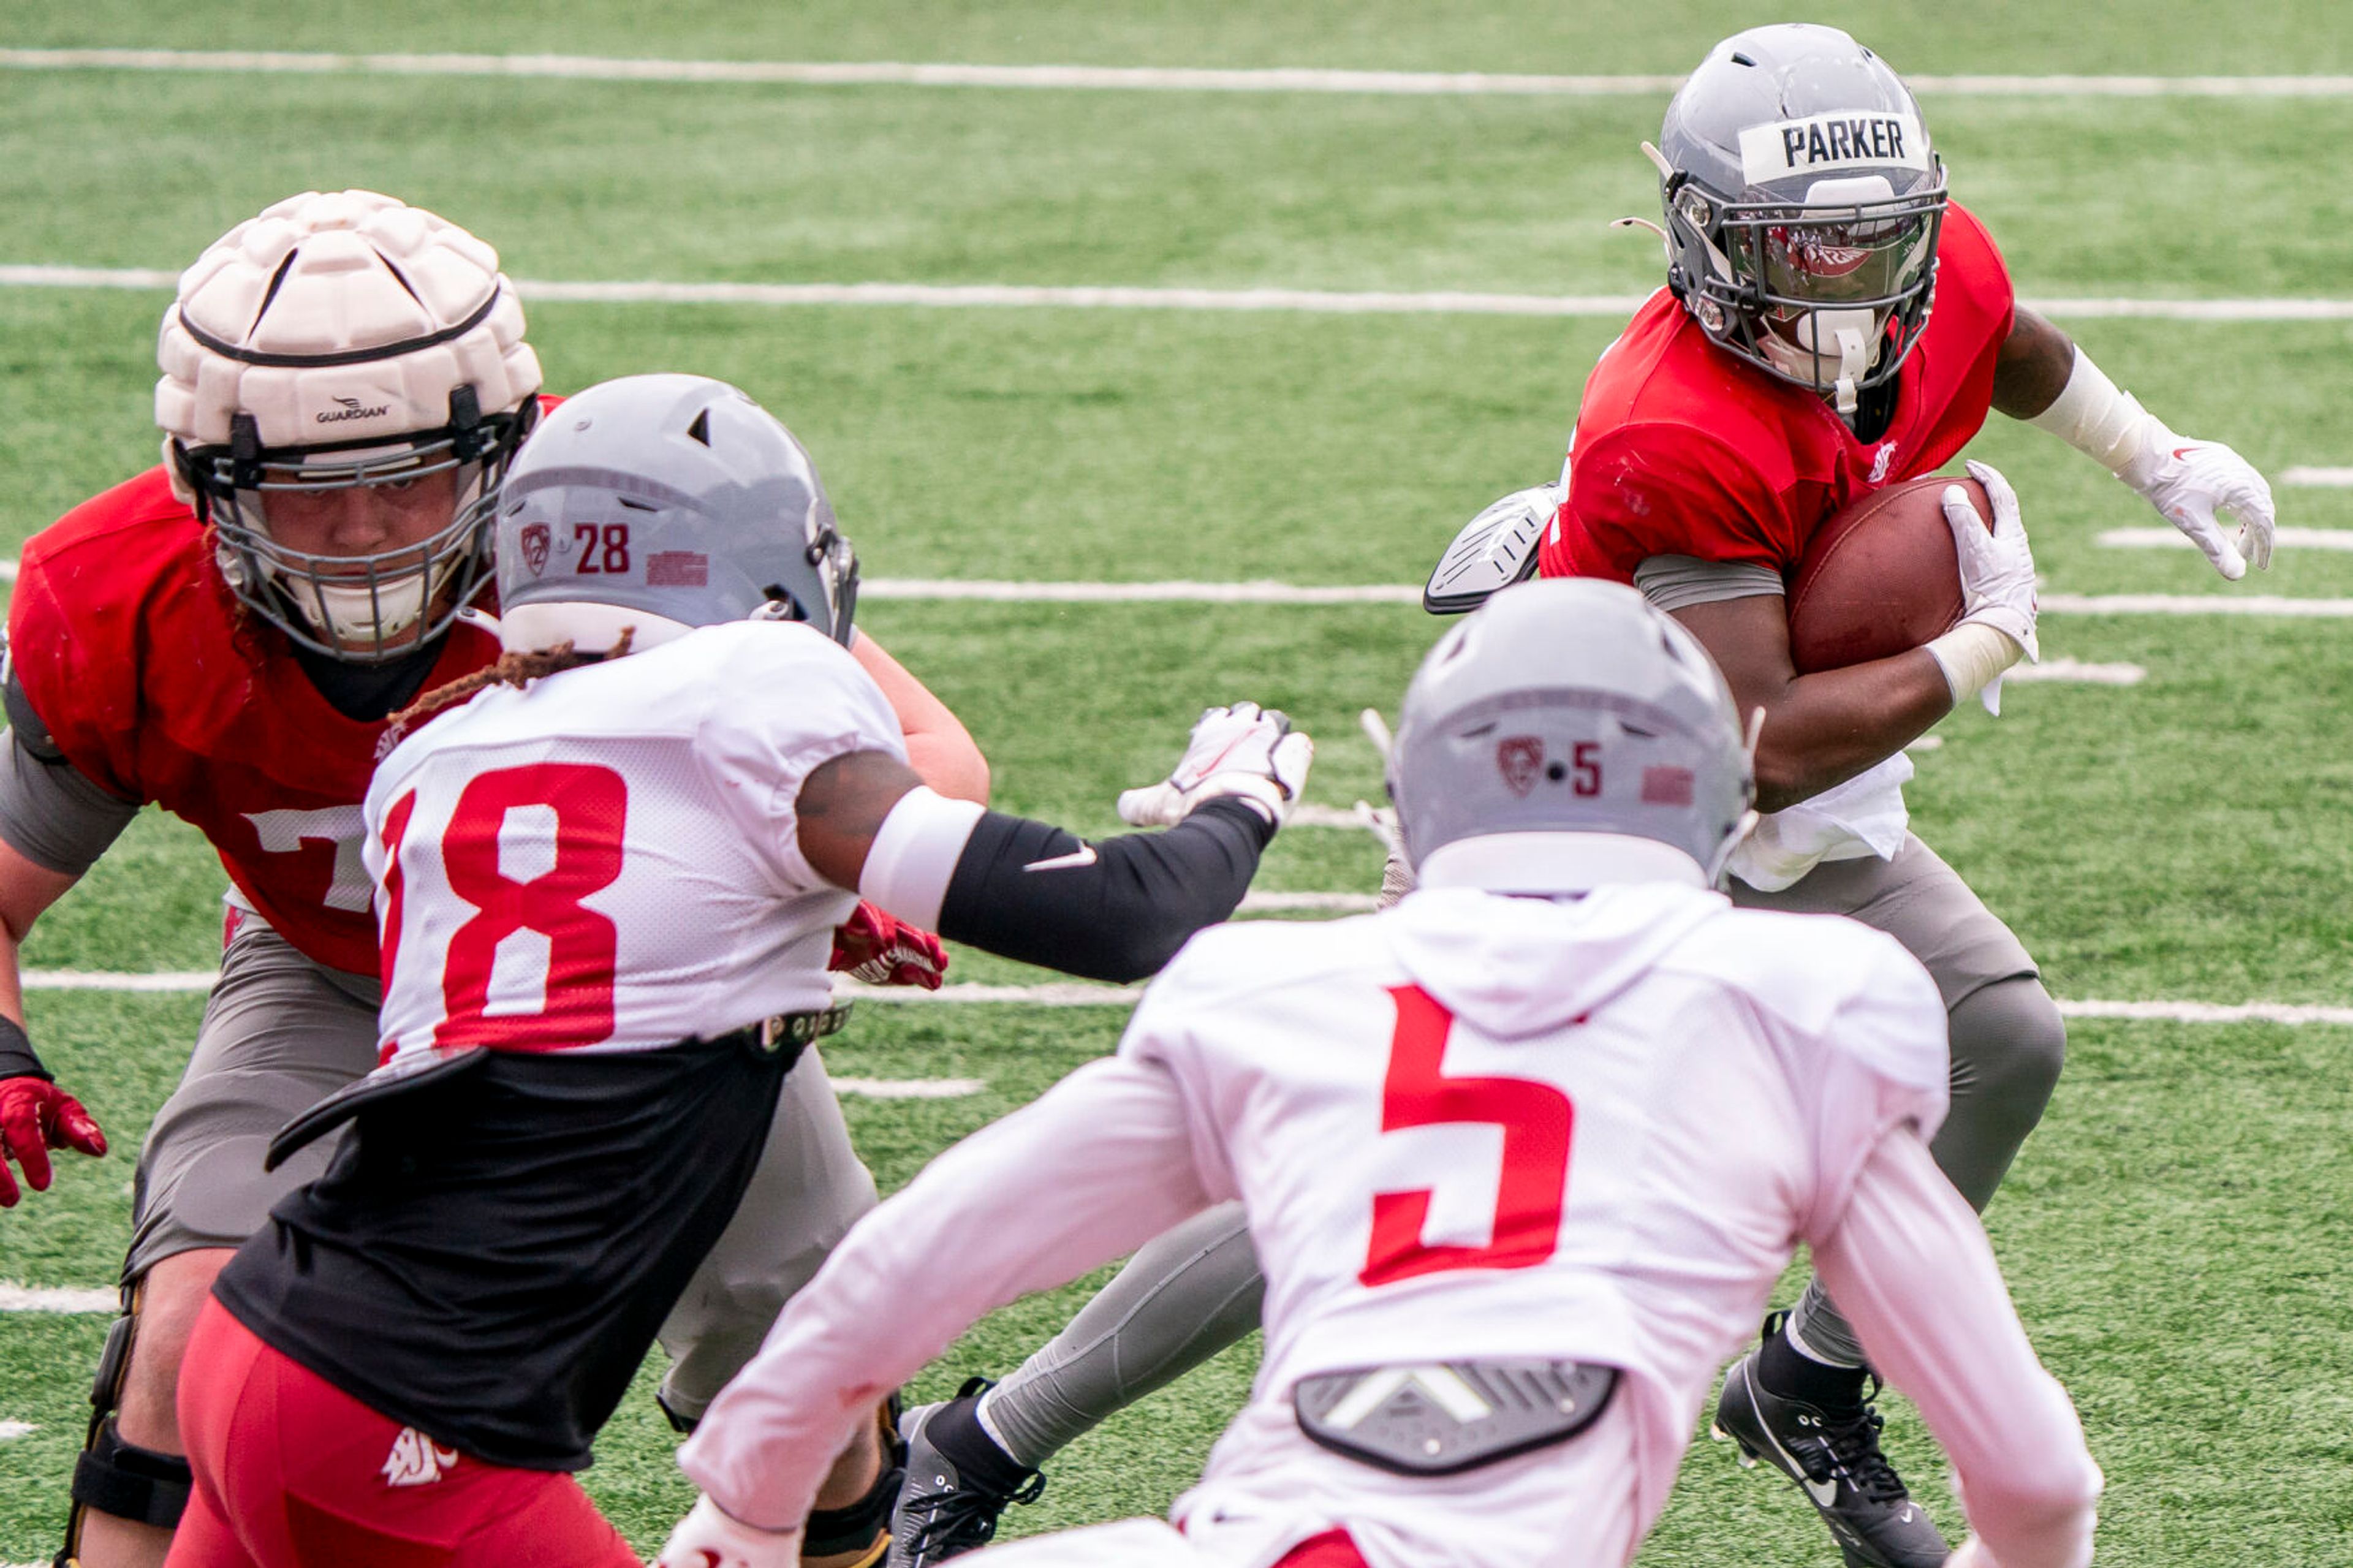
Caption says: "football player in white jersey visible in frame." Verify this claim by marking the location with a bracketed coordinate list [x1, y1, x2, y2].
[160, 374, 1312, 1568]
[659, 577, 2101, 1568]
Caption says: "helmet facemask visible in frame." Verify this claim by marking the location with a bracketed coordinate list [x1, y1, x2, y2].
[178, 390, 533, 664]
[1668, 169, 1946, 418]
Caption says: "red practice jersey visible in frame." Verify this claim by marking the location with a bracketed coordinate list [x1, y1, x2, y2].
[1539, 201, 2015, 583]
[9, 467, 501, 976]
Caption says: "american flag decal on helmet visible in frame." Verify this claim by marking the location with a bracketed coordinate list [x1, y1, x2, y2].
[647, 551, 709, 587]
[1642, 766, 1695, 806]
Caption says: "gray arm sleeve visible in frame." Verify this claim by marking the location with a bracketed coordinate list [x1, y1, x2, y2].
[0, 729, 140, 876]
[1634, 554, 1786, 614]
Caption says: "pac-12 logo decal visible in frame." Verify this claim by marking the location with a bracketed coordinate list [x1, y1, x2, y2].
[1497, 737, 1545, 797]
[519, 522, 551, 577]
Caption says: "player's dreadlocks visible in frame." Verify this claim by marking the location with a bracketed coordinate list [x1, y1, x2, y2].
[389, 627, 635, 730]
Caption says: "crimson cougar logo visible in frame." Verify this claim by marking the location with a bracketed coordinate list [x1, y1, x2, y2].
[381, 1426, 458, 1487]
[1496, 737, 1544, 797]
[519, 523, 551, 576]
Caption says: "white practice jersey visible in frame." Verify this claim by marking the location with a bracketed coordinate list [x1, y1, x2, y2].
[1137, 884, 1947, 1565]
[365, 620, 903, 1061]
[683, 873, 2098, 1568]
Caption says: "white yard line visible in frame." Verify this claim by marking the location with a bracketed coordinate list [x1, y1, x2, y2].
[828, 1076, 985, 1098]
[4, 50, 2352, 98]
[21, 969, 214, 991]
[2283, 466, 2353, 487]
[722, 983, 2353, 1025]
[4, 267, 2351, 324]
[862, 577, 1421, 603]
[0, 1284, 116, 1312]
[2004, 659, 2145, 685]
[839, 979, 1141, 1006]
[2039, 592, 2353, 617]
[1240, 890, 1381, 912]
[2100, 526, 2353, 550]
[871, 581, 2353, 612]
[2059, 999, 2353, 1026]
[1287, 803, 1385, 831]
[5, 562, 2349, 618]
[521, 281, 1656, 316]
[0, 1421, 32, 1440]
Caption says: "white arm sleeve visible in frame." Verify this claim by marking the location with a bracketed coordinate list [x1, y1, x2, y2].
[676, 1055, 1214, 1530]
[857, 785, 987, 928]
[1813, 1131, 2102, 1568]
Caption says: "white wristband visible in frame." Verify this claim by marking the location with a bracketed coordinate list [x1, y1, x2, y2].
[857, 786, 986, 931]
[1924, 622, 2023, 706]
[2028, 349, 2154, 476]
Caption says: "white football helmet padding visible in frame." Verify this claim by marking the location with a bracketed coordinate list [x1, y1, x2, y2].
[156, 189, 543, 662]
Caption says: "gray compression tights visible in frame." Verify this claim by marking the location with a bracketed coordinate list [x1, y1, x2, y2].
[983, 973, 2067, 1461]
[980, 1200, 1264, 1469]
[1786, 972, 2067, 1368]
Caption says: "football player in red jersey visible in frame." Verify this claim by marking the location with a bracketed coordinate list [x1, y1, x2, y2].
[0, 192, 987, 1568]
[1507, 24, 2273, 1566]
[868, 23, 2278, 1568]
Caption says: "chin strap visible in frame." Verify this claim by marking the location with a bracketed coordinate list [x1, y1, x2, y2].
[1828, 324, 1870, 417]
[1760, 308, 1879, 415]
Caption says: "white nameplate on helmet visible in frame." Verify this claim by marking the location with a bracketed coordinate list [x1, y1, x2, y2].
[1738, 112, 1928, 185]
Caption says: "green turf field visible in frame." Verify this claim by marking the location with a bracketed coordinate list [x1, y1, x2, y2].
[4, 2, 2353, 1562]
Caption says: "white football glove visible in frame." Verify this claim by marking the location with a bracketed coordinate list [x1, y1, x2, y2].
[1116, 702, 1314, 829]
[1946, 461, 2040, 661]
[2118, 426, 2276, 580]
[656, 1494, 801, 1568]
[1934, 460, 2040, 716]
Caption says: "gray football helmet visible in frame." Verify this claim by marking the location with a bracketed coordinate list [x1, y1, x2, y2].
[487, 374, 857, 653]
[1387, 578, 1754, 884]
[1653, 24, 1947, 415]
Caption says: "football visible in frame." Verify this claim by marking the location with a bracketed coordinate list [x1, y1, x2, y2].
[1786, 474, 1992, 673]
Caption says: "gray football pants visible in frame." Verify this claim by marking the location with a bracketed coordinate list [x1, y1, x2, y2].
[979, 832, 2064, 1463]
[125, 917, 877, 1419]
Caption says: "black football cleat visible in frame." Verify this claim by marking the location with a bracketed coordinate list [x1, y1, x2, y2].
[1713, 1336, 1950, 1568]
[888, 1378, 1047, 1567]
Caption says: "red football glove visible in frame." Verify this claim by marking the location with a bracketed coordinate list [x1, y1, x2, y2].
[0, 1077, 108, 1208]
[829, 901, 949, 991]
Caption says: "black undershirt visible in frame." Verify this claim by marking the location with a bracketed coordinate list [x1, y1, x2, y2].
[213, 1037, 792, 1471]
[1847, 373, 1901, 445]
[290, 637, 449, 723]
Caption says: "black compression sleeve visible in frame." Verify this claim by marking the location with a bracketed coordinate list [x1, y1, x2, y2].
[0, 1013, 48, 1082]
[936, 797, 1275, 984]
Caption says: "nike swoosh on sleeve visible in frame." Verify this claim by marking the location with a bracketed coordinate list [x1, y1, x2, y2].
[1023, 844, 1099, 872]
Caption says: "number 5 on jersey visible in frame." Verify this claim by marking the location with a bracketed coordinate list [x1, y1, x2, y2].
[1360, 985, 1574, 1287]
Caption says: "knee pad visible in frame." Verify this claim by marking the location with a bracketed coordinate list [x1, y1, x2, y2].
[70, 1418, 195, 1532]
[1951, 976, 2067, 1109]
[1934, 977, 2068, 1210]
[59, 1283, 192, 1559]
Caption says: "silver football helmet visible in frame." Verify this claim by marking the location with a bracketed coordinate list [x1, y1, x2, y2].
[487, 374, 857, 655]
[1653, 25, 1947, 416]
[1387, 578, 1754, 884]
